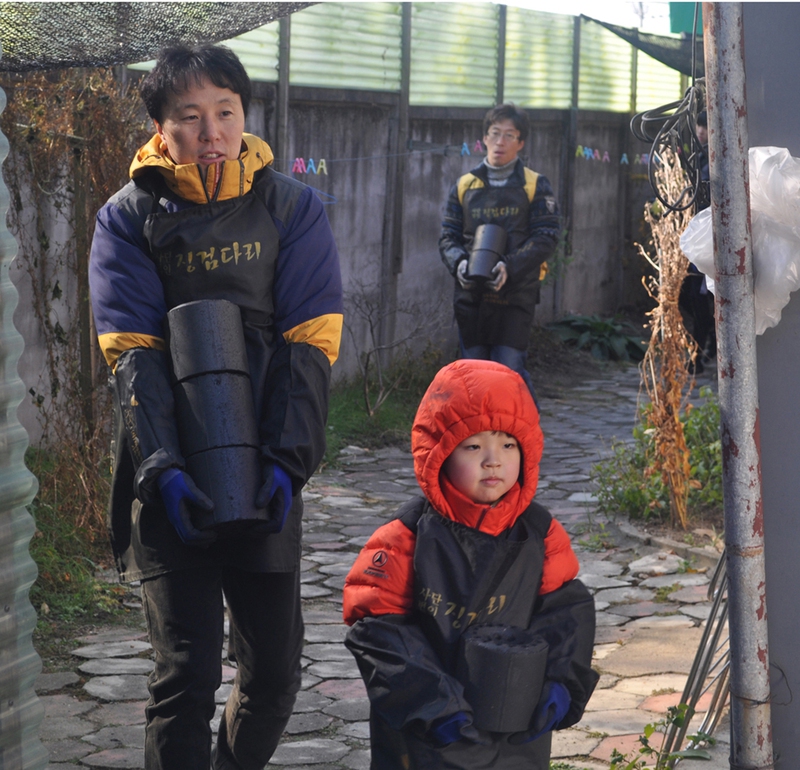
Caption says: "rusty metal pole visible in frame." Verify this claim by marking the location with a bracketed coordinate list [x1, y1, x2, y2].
[702, 4, 773, 768]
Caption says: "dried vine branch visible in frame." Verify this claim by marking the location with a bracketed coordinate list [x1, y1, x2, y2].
[1, 68, 149, 539]
[638, 149, 699, 529]
[344, 279, 445, 417]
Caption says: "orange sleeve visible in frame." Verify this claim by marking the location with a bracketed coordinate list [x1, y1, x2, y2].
[342, 518, 416, 625]
[539, 518, 580, 595]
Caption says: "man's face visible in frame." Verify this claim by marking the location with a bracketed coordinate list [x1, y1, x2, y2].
[154, 77, 245, 166]
[484, 118, 524, 166]
[696, 124, 708, 146]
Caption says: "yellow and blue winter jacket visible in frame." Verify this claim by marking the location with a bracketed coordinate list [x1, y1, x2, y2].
[89, 133, 343, 580]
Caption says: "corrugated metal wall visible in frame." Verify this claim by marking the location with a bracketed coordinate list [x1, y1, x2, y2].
[289, 2, 402, 91]
[225, 23, 280, 83]
[130, 4, 682, 112]
[578, 16, 634, 112]
[636, 49, 683, 111]
[409, 2, 499, 107]
[504, 7, 574, 109]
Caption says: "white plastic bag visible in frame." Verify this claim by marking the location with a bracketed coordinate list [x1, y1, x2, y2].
[680, 146, 800, 334]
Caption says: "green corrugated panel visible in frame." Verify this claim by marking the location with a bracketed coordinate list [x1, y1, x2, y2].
[127, 26, 281, 82]
[128, 21, 278, 83]
[289, 3, 401, 91]
[0, 87, 49, 770]
[578, 17, 633, 112]
[128, 5, 673, 112]
[410, 2, 499, 107]
[224, 24, 280, 83]
[635, 49, 683, 111]
[127, 23, 280, 84]
[504, 7, 573, 109]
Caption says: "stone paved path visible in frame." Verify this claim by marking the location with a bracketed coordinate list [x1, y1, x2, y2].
[36, 364, 731, 769]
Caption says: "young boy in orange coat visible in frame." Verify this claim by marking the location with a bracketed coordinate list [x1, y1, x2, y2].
[343, 359, 598, 769]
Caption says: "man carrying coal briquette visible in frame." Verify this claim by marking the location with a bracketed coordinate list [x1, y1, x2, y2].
[89, 44, 342, 770]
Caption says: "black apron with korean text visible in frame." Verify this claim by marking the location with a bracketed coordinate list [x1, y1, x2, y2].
[132, 169, 301, 573]
[142, 170, 281, 426]
[456, 183, 536, 349]
[407, 504, 550, 672]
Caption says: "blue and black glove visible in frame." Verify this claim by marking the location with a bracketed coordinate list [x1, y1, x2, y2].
[255, 464, 293, 534]
[430, 712, 472, 746]
[157, 468, 216, 546]
[510, 681, 571, 744]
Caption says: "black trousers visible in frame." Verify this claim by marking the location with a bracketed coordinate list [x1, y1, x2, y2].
[141, 568, 303, 770]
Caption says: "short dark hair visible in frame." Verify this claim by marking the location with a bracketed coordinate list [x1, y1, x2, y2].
[140, 44, 252, 123]
[483, 103, 529, 143]
[697, 110, 707, 128]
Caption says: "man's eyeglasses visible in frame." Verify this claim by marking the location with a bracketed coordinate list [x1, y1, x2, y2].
[486, 130, 520, 143]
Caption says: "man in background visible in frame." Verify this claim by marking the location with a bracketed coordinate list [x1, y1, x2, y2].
[438, 103, 561, 399]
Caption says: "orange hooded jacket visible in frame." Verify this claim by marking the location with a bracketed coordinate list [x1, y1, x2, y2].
[343, 359, 579, 625]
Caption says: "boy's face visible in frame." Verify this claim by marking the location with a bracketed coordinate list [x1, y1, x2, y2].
[443, 431, 521, 505]
[154, 77, 245, 166]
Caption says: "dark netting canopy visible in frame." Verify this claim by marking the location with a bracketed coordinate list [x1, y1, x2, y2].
[0, 1, 311, 72]
[583, 16, 705, 79]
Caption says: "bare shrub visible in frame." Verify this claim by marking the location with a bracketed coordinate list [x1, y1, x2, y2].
[637, 149, 699, 529]
[344, 278, 447, 417]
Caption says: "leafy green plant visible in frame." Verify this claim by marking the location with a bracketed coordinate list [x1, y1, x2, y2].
[653, 584, 680, 603]
[29, 505, 124, 622]
[541, 227, 575, 286]
[681, 390, 724, 510]
[577, 521, 616, 552]
[609, 704, 715, 769]
[548, 314, 647, 362]
[592, 387, 722, 524]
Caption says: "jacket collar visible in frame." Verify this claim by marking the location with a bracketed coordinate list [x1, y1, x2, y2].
[471, 157, 525, 185]
[439, 475, 524, 536]
[130, 133, 274, 204]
